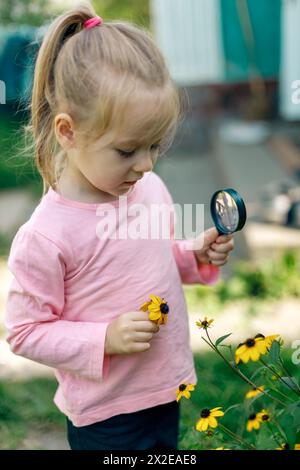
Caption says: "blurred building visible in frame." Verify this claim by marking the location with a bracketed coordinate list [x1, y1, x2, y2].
[151, 0, 300, 121]
[151, 0, 280, 86]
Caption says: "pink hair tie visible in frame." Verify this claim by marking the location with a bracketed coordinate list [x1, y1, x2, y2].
[83, 16, 103, 29]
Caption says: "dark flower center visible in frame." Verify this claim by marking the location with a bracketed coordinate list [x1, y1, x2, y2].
[245, 338, 255, 348]
[201, 408, 211, 418]
[262, 414, 269, 421]
[202, 321, 208, 327]
[249, 413, 257, 421]
[179, 384, 186, 392]
[283, 443, 290, 450]
[160, 303, 169, 314]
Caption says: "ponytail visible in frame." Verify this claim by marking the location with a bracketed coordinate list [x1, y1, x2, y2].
[29, 3, 96, 194]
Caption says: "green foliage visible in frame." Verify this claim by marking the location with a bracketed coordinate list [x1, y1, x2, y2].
[0, 0, 54, 26]
[92, 0, 150, 28]
[184, 250, 300, 315]
[0, 0, 150, 28]
[0, 110, 40, 190]
[179, 330, 300, 450]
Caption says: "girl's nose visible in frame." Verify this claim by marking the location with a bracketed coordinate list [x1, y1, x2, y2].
[133, 151, 154, 174]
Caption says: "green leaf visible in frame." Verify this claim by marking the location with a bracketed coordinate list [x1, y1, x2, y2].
[278, 414, 296, 448]
[215, 333, 232, 347]
[250, 365, 268, 381]
[285, 403, 300, 431]
[269, 341, 281, 363]
[280, 376, 300, 393]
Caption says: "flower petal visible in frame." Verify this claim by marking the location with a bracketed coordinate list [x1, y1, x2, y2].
[211, 409, 224, 417]
[208, 416, 218, 428]
[140, 301, 151, 312]
[196, 418, 209, 432]
[249, 348, 260, 362]
[148, 311, 161, 321]
[149, 294, 163, 304]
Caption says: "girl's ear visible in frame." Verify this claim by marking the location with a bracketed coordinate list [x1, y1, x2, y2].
[54, 113, 75, 149]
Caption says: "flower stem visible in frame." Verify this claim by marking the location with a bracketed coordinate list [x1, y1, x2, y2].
[259, 358, 300, 397]
[278, 355, 300, 393]
[266, 422, 283, 448]
[267, 385, 294, 403]
[218, 423, 256, 450]
[271, 416, 288, 444]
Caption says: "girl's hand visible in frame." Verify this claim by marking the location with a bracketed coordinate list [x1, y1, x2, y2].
[104, 311, 159, 355]
[194, 227, 234, 267]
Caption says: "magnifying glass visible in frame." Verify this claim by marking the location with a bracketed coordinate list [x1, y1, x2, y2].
[210, 188, 247, 235]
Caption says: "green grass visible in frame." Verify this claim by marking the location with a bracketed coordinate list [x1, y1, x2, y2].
[0, 350, 299, 450]
[0, 377, 65, 449]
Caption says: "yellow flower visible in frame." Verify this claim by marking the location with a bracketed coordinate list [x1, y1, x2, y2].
[176, 383, 195, 402]
[215, 447, 230, 450]
[246, 413, 261, 432]
[195, 407, 224, 432]
[256, 409, 270, 423]
[235, 333, 280, 364]
[235, 335, 268, 364]
[245, 386, 265, 399]
[140, 294, 169, 325]
[276, 443, 300, 450]
[276, 443, 290, 450]
[263, 334, 280, 349]
[196, 317, 214, 330]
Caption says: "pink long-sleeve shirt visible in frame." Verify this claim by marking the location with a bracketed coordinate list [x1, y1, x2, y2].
[5, 171, 219, 426]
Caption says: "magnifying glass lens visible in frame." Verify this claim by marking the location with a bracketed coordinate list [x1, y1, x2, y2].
[210, 188, 247, 235]
[215, 191, 239, 232]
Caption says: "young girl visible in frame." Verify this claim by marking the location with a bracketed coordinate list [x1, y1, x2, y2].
[5, 3, 234, 451]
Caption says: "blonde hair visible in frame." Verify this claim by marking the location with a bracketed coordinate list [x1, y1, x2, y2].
[26, 2, 184, 195]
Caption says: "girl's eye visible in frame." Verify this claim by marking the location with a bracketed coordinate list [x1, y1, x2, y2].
[116, 143, 160, 158]
[116, 149, 136, 158]
[151, 143, 160, 152]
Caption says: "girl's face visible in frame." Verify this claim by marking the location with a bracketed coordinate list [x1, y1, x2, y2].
[63, 91, 168, 199]
[73, 127, 160, 197]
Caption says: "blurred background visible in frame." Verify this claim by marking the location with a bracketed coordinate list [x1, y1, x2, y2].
[0, 0, 300, 450]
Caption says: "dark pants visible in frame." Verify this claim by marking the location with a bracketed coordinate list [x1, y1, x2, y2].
[67, 401, 180, 451]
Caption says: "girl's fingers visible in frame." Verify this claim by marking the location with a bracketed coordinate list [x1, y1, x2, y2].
[211, 240, 234, 253]
[216, 234, 234, 243]
[207, 249, 229, 261]
[133, 331, 154, 342]
[210, 256, 229, 266]
[131, 342, 151, 353]
[134, 321, 159, 333]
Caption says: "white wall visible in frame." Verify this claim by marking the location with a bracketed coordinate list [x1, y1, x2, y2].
[280, 0, 300, 119]
[150, 0, 224, 86]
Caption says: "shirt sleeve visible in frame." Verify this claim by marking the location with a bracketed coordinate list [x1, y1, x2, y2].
[5, 228, 110, 382]
[157, 174, 220, 285]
